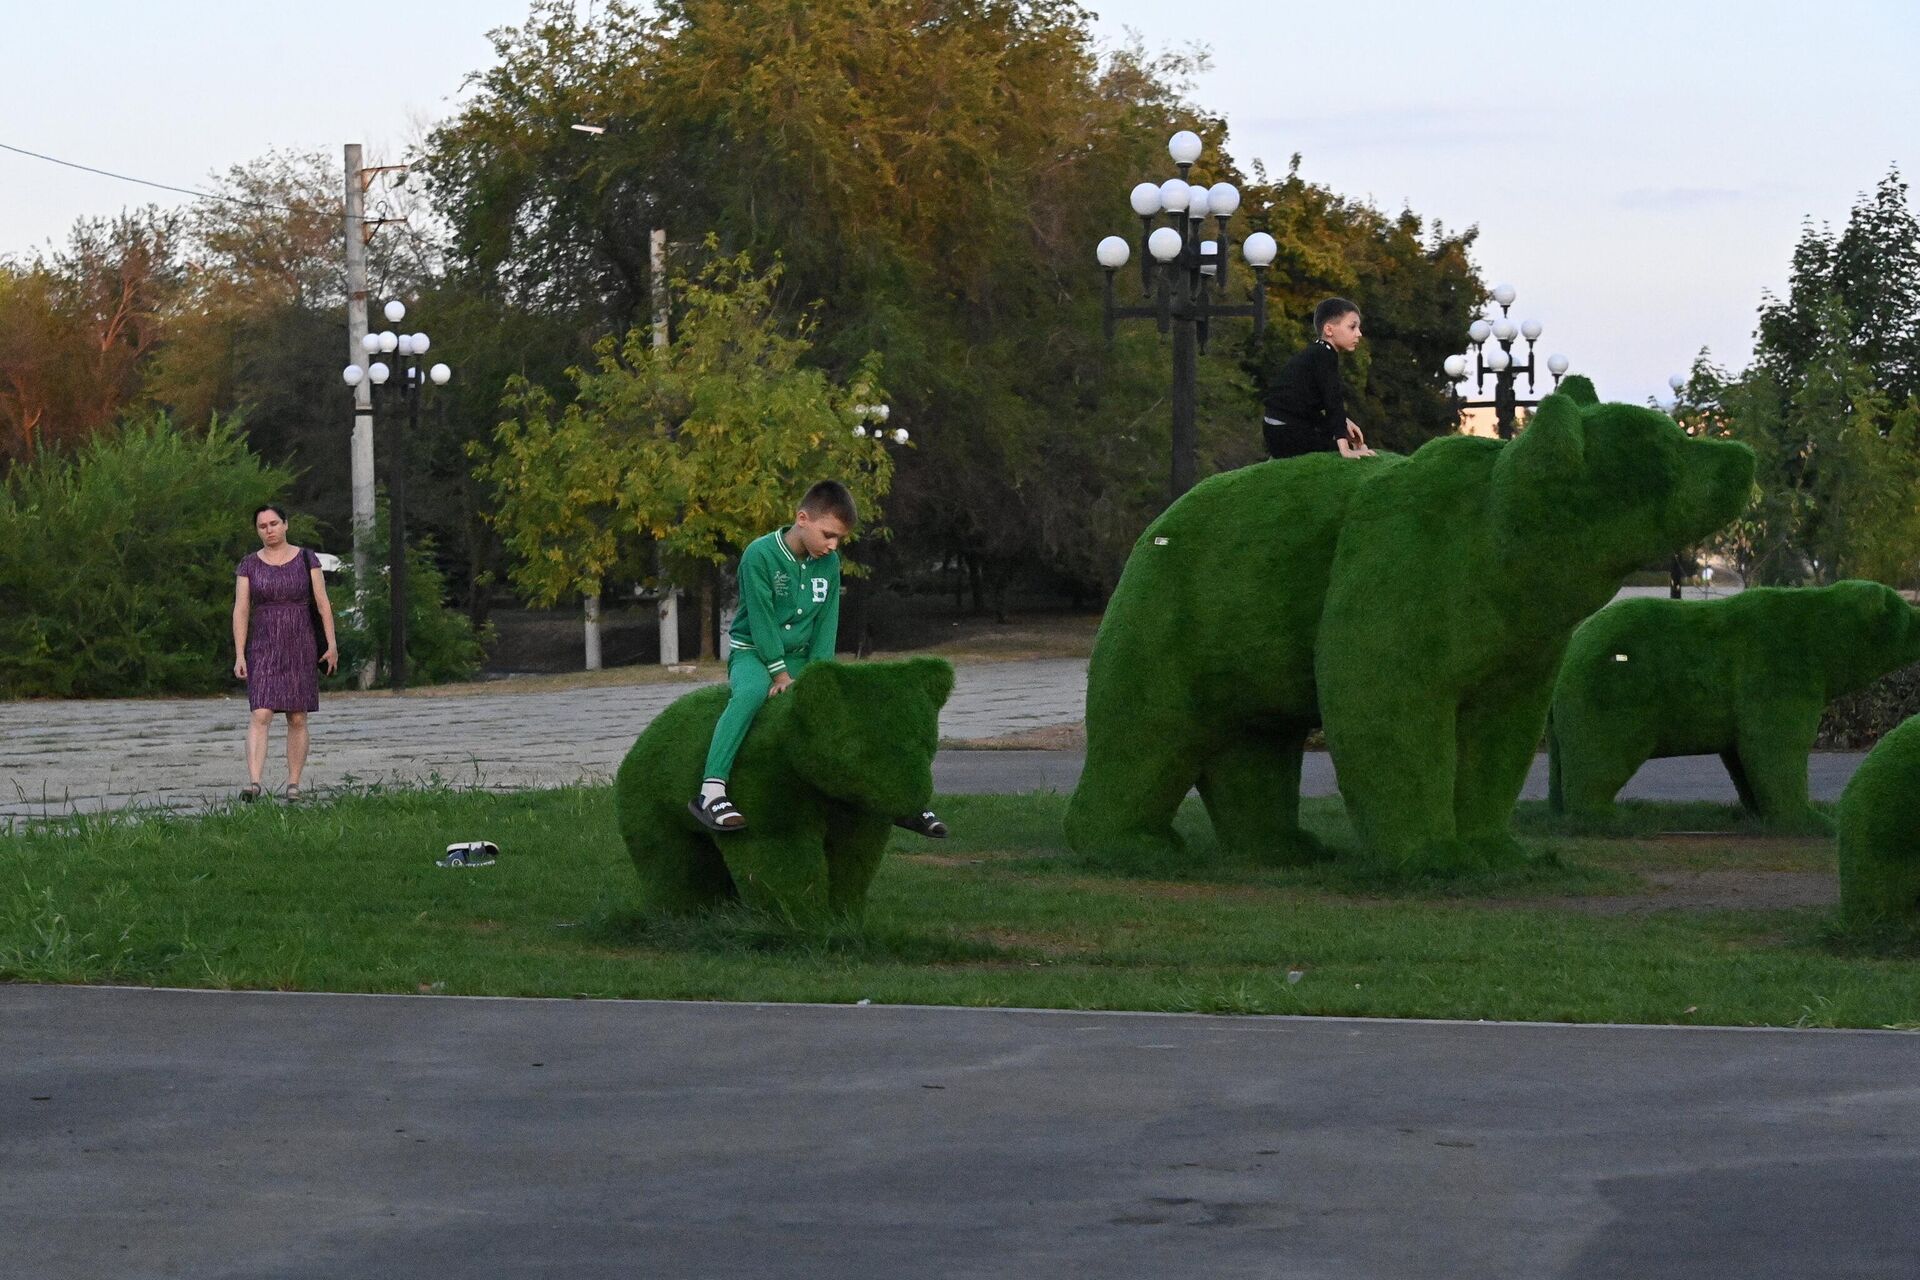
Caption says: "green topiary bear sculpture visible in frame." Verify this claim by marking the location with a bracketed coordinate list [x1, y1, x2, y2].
[614, 658, 953, 923]
[1836, 713, 1920, 926]
[1549, 582, 1920, 828]
[1066, 378, 1754, 873]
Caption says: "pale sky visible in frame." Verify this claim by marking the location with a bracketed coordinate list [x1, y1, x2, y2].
[4, 0, 1917, 406]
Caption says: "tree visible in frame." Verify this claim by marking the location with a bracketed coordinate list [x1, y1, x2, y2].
[1719, 169, 1920, 587]
[477, 251, 895, 654]
[430, 2, 1481, 604]
[0, 209, 181, 462]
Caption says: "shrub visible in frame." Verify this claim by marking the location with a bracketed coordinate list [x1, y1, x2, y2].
[0, 413, 291, 697]
[322, 504, 491, 689]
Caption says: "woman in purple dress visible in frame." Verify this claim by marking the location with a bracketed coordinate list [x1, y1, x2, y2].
[231, 505, 339, 801]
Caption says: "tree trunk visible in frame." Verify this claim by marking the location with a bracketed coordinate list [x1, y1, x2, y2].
[699, 572, 716, 662]
[584, 592, 603, 670]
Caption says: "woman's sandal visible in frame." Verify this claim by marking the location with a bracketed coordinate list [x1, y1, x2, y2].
[895, 810, 949, 839]
[284, 784, 302, 803]
[688, 794, 747, 833]
[239, 783, 263, 804]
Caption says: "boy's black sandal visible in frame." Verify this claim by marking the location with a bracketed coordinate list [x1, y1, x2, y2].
[895, 810, 949, 839]
[688, 794, 747, 833]
[239, 783, 263, 803]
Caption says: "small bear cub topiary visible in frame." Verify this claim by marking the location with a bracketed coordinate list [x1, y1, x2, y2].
[615, 657, 954, 924]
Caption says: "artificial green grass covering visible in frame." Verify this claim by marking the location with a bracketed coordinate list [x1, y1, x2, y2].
[1837, 714, 1920, 926]
[1068, 378, 1756, 874]
[1550, 582, 1920, 828]
[4, 788, 1916, 1027]
[615, 658, 953, 922]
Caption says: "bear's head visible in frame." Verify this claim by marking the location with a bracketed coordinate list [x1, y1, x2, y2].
[1493, 375, 1755, 580]
[1824, 580, 1920, 671]
[786, 657, 955, 814]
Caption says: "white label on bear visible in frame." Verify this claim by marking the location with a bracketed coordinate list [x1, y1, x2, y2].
[1613, 653, 1629, 662]
[1153, 537, 1170, 546]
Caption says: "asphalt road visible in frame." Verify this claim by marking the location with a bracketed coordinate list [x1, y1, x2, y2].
[5, 985, 1916, 1279]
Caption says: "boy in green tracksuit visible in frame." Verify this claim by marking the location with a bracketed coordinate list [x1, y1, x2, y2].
[689, 479, 948, 841]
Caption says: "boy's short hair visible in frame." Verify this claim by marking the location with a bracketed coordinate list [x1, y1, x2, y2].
[799, 479, 857, 527]
[1313, 297, 1360, 333]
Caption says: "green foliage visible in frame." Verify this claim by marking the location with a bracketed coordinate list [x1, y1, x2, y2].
[0, 412, 293, 697]
[1243, 161, 1483, 454]
[1836, 713, 1920, 927]
[1692, 169, 1920, 589]
[614, 658, 954, 924]
[1549, 583, 1920, 827]
[323, 503, 491, 688]
[477, 250, 897, 605]
[427, 0, 1483, 597]
[1067, 386, 1755, 874]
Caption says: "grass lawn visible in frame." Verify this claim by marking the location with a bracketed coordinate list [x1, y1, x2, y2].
[3, 787, 1916, 1029]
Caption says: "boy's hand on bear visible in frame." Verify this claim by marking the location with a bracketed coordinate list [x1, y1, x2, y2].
[768, 672, 794, 697]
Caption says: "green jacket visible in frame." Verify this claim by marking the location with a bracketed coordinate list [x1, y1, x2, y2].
[728, 527, 841, 675]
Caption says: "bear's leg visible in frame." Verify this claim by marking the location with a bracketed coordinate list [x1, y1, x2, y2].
[1553, 716, 1654, 823]
[1196, 729, 1328, 865]
[1067, 715, 1205, 862]
[626, 814, 738, 914]
[1452, 679, 1556, 866]
[823, 809, 895, 921]
[1323, 695, 1464, 871]
[720, 830, 834, 924]
[1735, 710, 1830, 830]
[1720, 750, 1759, 813]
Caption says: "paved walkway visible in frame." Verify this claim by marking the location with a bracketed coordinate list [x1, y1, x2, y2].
[5, 985, 1916, 1279]
[0, 660, 1090, 823]
[0, 653, 1871, 822]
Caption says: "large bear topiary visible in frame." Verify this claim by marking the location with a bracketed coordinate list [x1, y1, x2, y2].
[1065, 378, 1754, 873]
[1836, 713, 1920, 926]
[1548, 582, 1920, 828]
[614, 658, 953, 923]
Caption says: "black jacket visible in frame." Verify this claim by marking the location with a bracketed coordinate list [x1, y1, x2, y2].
[1262, 339, 1344, 448]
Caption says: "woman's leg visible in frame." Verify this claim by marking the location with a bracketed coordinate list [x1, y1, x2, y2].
[285, 711, 310, 786]
[247, 708, 273, 784]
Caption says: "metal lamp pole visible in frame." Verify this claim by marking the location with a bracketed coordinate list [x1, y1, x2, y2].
[343, 299, 452, 691]
[1443, 283, 1569, 439]
[1097, 130, 1275, 501]
[845, 405, 910, 657]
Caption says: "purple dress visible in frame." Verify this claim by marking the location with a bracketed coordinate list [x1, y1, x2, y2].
[237, 549, 320, 713]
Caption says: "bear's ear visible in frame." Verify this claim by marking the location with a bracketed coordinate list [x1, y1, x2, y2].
[1500, 387, 1585, 481]
[1557, 374, 1599, 407]
[906, 657, 956, 709]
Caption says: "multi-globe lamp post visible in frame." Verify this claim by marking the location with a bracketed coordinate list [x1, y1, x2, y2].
[845, 403, 909, 656]
[1442, 283, 1569, 439]
[1097, 130, 1276, 500]
[342, 298, 451, 690]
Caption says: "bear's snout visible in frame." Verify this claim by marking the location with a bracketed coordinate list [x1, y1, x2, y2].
[1667, 436, 1754, 544]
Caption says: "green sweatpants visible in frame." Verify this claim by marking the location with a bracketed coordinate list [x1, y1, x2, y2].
[702, 651, 808, 782]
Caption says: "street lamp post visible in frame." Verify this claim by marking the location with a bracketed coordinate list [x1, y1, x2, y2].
[1097, 130, 1274, 501]
[342, 298, 452, 691]
[846, 404, 910, 657]
[1442, 283, 1569, 439]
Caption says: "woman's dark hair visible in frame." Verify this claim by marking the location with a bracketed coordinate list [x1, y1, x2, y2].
[253, 504, 289, 524]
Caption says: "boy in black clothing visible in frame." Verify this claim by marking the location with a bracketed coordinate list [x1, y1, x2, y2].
[1262, 298, 1374, 460]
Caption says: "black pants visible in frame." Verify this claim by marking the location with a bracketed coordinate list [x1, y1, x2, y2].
[1263, 418, 1334, 460]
